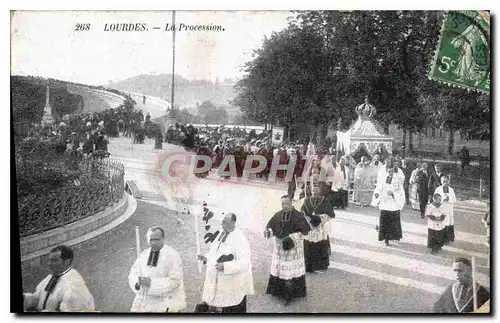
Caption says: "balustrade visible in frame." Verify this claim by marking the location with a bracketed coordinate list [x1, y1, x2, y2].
[17, 158, 125, 237]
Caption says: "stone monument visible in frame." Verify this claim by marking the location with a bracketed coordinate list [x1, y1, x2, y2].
[41, 85, 54, 129]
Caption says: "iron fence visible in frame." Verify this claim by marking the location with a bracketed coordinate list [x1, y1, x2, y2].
[17, 157, 125, 238]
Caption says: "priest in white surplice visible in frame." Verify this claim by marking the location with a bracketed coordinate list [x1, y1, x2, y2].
[128, 227, 186, 312]
[377, 158, 406, 189]
[23, 245, 95, 312]
[197, 212, 254, 313]
[372, 164, 405, 246]
[197, 213, 254, 312]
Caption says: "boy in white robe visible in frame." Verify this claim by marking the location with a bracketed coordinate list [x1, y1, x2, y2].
[434, 176, 457, 244]
[425, 193, 449, 254]
[197, 213, 254, 313]
[128, 227, 186, 312]
[23, 245, 95, 312]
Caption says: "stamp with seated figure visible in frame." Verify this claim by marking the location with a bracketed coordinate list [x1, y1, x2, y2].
[429, 10, 490, 93]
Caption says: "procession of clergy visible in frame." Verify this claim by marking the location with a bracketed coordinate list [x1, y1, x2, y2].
[23, 153, 489, 313]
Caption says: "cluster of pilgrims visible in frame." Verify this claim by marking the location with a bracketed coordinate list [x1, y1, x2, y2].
[181, 125, 399, 210]
[32, 104, 148, 160]
[202, 138, 311, 182]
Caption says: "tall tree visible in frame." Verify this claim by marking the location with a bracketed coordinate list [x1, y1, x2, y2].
[234, 25, 328, 142]
[236, 11, 490, 151]
[197, 100, 228, 124]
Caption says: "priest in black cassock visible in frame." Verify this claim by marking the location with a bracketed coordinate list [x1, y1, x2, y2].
[433, 258, 489, 313]
[301, 185, 335, 272]
[264, 195, 311, 305]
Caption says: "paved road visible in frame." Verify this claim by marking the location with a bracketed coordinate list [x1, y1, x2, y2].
[21, 138, 490, 313]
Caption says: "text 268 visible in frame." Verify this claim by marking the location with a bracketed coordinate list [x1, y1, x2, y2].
[75, 23, 91, 31]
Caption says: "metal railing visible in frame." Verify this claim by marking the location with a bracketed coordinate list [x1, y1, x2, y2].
[17, 157, 125, 238]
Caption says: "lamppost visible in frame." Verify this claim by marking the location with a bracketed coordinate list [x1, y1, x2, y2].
[170, 10, 176, 117]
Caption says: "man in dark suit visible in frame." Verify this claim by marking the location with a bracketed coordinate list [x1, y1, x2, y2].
[418, 162, 430, 218]
[428, 164, 446, 200]
[400, 159, 413, 205]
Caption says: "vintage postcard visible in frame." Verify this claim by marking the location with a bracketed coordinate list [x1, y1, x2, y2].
[11, 10, 491, 313]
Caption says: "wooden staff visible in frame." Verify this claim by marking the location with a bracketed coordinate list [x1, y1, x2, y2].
[472, 256, 478, 311]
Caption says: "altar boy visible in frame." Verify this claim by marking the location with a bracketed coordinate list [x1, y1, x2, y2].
[434, 176, 457, 244]
[425, 193, 450, 254]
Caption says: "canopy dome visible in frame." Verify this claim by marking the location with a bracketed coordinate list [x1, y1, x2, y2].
[355, 97, 376, 121]
[336, 97, 393, 157]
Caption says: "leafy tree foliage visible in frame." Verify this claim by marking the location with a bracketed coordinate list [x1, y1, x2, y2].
[234, 11, 490, 150]
[197, 100, 229, 124]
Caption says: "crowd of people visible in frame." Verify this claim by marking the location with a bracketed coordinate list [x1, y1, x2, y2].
[165, 123, 272, 150]
[161, 123, 486, 257]
[23, 199, 490, 313]
[178, 124, 472, 250]
[21, 122, 489, 313]
[24, 106, 155, 160]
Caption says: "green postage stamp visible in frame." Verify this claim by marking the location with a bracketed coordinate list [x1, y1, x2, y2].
[429, 10, 490, 94]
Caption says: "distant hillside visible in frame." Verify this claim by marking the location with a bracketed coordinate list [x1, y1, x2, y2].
[108, 74, 237, 109]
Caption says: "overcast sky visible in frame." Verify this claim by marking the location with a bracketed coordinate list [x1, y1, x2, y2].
[11, 10, 292, 86]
